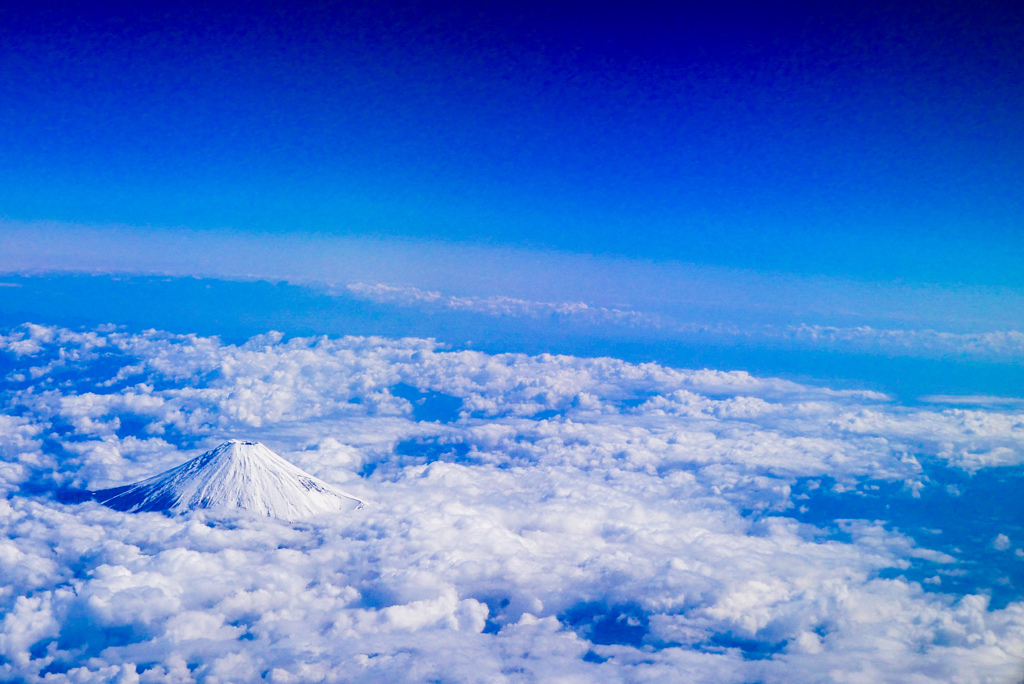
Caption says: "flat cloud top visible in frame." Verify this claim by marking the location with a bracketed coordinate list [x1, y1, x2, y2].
[0, 323, 1023, 682]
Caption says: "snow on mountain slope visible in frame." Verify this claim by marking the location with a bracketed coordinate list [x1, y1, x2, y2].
[94, 440, 365, 519]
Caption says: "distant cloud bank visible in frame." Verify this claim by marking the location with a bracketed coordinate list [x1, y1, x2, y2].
[347, 281, 1024, 361]
[345, 282, 657, 326]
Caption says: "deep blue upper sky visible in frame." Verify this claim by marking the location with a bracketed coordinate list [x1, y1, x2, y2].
[1, 0, 1022, 285]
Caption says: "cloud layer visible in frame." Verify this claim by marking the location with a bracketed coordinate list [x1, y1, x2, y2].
[347, 281, 1024, 361]
[1, 324, 1023, 682]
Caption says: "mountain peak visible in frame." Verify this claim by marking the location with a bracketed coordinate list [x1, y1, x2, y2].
[94, 441, 365, 520]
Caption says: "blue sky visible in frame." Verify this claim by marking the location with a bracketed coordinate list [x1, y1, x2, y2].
[1, 0, 1022, 284]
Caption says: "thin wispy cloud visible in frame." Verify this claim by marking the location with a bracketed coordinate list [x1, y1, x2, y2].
[920, 394, 1024, 408]
[344, 282, 659, 326]
[346, 281, 1024, 361]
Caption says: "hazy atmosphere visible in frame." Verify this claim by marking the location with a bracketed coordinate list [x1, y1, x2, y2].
[1, 2, 1022, 682]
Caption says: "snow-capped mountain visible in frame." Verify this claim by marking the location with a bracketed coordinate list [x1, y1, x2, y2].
[94, 440, 365, 520]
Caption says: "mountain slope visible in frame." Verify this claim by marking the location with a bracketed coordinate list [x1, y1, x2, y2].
[94, 440, 365, 519]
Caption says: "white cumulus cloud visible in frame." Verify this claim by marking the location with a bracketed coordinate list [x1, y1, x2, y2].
[0, 324, 1022, 682]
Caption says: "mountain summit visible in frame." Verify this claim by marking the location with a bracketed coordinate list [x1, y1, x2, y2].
[94, 440, 365, 520]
